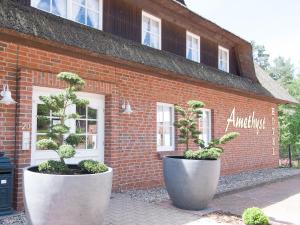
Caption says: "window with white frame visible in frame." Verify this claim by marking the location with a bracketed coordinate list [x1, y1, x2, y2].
[142, 11, 161, 50]
[157, 103, 175, 151]
[33, 88, 103, 152]
[73, 103, 99, 150]
[31, 0, 103, 30]
[186, 31, 200, 63]
[199, 109, 212, 147]
[218, 46, 229, 72]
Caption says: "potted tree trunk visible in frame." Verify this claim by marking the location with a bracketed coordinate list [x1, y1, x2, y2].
[23, 72, 112, 225]
[163, 100, 239, 210]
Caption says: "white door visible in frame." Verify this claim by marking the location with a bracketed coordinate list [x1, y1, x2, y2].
[31, 86, 105, 165]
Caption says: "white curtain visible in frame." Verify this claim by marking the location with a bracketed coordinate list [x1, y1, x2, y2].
[87, 0, 99, 28]
[32, 0, 50, 12]
[87, 11, 98, 28]
[143, 18, 151, 46]
[52, 0, 67, 17]
[72, 2, 83, 23]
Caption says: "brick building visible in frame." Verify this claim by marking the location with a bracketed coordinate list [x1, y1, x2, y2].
[0, 0, 296, 210]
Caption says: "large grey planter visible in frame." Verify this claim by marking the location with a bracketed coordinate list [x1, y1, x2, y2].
[163, 157, 220, 210]
[23, 166, 113, 225]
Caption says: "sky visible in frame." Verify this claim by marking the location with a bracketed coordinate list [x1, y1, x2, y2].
[185, 0, 300, 73]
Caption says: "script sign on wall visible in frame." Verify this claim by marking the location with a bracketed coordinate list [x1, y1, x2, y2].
[225, 107, 266, 135]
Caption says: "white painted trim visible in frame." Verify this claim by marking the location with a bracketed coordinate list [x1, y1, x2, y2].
[31, 0, 103, 30]
[31, 86, 105, 165]
[141, 11, 162, 50]
[186, 31, 201, 63]
[199, 108, 212, 147]
[218, 45, 230, 73]
[156, 102, 175, 152]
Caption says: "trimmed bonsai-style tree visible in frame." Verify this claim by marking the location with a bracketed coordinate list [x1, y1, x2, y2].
[36, 72, 107, 174]
[174, 100, 239, 160]
[163, 100, 239, 210]
[23, 72, 112, 225]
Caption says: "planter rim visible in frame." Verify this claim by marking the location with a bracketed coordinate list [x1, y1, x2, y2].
[23, 165, 112, 177]
[164, 156, 220, 162]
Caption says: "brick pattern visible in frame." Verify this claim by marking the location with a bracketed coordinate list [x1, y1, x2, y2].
[0, 40, 279, 210]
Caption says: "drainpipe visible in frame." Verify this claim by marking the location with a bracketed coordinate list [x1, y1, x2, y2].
[13, 45, 20, 166]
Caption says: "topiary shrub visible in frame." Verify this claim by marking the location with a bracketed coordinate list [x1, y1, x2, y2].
[36, 72, 108, 174]
[38, 160, 69, 174]
[175, 100, 239, 160]
[242, 207, 269, 225]
[79, 160, 109, 174]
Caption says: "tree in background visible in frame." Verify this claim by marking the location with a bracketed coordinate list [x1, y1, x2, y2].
[269, 57, 294, 88]
[252, 41, 300, 158]
[279, 75, 300, 158]
[251, 41, 270, 70]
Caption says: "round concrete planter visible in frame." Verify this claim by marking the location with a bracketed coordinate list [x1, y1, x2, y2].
[163, 156, 220, 210]
[23, 166, 113, 225]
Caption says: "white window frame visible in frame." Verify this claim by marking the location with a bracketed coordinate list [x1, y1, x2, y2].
[157, 102, 175, 152]
[199, 108, 212, 147]
[31, 0, 103, 30]
[218, 46, 230, 72]
[31, 86, 105, 165]
[141, 11, 162, 50]
[186, 31, 201, 63]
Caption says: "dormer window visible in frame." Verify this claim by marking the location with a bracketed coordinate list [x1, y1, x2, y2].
[142, 11, 161, 50]
[31, 0, 103, 30]
[186, 31, 200, 63]
[218, 46, 229, 72]
[31, 0, 67, 17]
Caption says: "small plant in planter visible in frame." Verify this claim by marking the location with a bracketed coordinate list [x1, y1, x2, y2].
[163, 100, 239, 210]
[23, 72, 112, 225]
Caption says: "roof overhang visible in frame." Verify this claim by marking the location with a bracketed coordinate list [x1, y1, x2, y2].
[0, 0, 295, 105]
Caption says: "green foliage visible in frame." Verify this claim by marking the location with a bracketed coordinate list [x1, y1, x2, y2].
[218, 132, 240, 145]
[51, 124, 70, 134]
[57, 144, 76, 159]
[174, 100, 205, 150]
[269, 57, 294, 87]
[251, 41, 270, 70]
[36, 72, 108, 174]
[242, 207, 269, 225]
[36, 139, 58, 150]
[184, 148, 223, 160]
[79, 160, 109, 174]
[175, 100, 239, 160]
[251, 43, 300, 159]
[57, 72, 85, 89]
[278, 74, 300, 158]
[65, 134, 84, 147]
[38, 160, 69, 174]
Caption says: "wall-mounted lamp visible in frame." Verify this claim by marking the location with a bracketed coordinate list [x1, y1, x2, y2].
[0, 84, 17, 105]
[122, 99, 133, 115]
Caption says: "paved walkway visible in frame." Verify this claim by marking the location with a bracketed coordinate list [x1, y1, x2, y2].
[212, 176, 300, 225]
[105, 177, 300, 224]
[104, 194, 203, 225]
[1, 172, 300, 225]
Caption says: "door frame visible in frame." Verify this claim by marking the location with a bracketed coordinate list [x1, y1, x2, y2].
[31, 86, 105, 165]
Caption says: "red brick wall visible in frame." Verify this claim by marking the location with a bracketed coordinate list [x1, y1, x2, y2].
[0, 40, 279, 210]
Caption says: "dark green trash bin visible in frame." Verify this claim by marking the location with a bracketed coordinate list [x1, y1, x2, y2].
[0, 152, 14, 216]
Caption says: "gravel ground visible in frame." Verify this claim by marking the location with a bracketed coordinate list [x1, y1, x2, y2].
[205, 212, 244, 225]
[128, 168, 300, 203]
[0, 167, 299, 225]
[0, 213, 26, 225]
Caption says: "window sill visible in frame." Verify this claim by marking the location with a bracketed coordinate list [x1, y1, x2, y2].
[157, 151, 183, 159]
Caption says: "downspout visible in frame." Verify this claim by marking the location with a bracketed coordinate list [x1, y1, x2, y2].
[14, 45, 20, 166]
